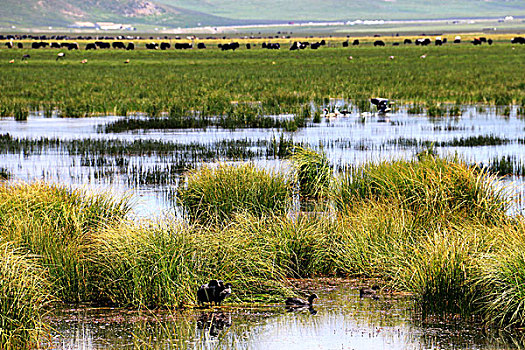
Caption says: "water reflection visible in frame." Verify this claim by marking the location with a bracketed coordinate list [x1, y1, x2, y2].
[45, 285, 525, 349]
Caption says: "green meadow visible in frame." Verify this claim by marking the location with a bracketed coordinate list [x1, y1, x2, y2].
[0, 37, 524, 124]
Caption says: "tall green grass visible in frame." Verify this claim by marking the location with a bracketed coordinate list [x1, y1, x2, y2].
[0, 182, 131, 301]
[290, 147, 332, 202]
[0, 242, 50, 349]
[177, 163, 291, 226]
[334, 155, 510, 223]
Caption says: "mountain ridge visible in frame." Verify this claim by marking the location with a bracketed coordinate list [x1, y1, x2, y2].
[1, 0, 524, 30]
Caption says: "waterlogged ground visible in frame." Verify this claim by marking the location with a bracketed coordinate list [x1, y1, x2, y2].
[45, 281, 523, 349]
[0, 105, 524, 216]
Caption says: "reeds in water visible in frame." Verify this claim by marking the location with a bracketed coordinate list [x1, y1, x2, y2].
[178, 163, 291, 226]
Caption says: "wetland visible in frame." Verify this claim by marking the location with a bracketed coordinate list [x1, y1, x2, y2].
[1, 37, 525, 349]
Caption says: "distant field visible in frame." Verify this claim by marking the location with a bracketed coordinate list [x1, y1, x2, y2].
[0, 35, 524, 121]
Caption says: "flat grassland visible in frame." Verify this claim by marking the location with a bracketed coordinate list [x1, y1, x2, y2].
[0, 34, 523, 119]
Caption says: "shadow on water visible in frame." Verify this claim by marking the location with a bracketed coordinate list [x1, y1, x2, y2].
[45, 284, 525, 349]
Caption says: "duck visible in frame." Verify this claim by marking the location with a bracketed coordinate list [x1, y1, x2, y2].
[196, 279, 232, 306]
[285, 293, 318, 307]
[359, 285, 380, 299]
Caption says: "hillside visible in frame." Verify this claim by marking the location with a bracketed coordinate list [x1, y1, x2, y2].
[1, 0, 524, 30]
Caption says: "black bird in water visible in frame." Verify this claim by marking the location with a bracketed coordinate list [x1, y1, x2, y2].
[285, 293, 318, 307]
[197, 280, 232, 306]
[359, 285, 380, 300]
[370, 98, 392, 114]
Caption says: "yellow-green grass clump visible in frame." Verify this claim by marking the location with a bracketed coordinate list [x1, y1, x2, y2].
[178, 163, 291, 226]
[0, 242, 50, 349]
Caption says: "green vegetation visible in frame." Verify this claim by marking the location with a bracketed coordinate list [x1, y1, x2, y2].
[178, 163, 291, 225]
[0, 42, 523, 130]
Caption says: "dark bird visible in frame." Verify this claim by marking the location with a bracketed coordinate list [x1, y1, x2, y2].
[370, 98, 392, 114]
[285, 293, 318, 307]
[197, 280, 232, 306]
[359, 285, 380, 299]
[21, 54, 30, 61]
[56, 52, 65, 61]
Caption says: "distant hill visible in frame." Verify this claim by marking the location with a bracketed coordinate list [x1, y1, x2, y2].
[1, 0, 524, 30]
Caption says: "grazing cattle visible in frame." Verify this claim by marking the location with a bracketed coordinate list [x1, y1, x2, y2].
[403, 39, 412, 44]
[263, 42, 280, 49]
[246, 43, 251, 49]
[50, 42, 61, 49]
[219, 42, 239, 51]
[95, 41, 110, 49]
[197, 42, 206, 49]
[415, 38, 431, 46]
[487, 38, 493, 45]
[472, 38, 482, 45]
[352, 39, 360, 46]
[392, 42, 400, 46]
[310, 42, 321, 49]
[5, 41, 13, 49]
[112, 41, 126, 49]
[511, 36, 525, 44]
[145, 42, 158, 49]
[17, 43, 23, 49]
[342, 41, 349, 47]
[480, 37, 487, 43]
[31, 42, 47, 49]
[174, 42, 192, 49]
[290, 41, 299, 50]
[373, 40, 385, 47]
[454, 36, 461, 44]
[160, 42, 171, 50]
[126, 42, 135, 50]
[67, 43, 79, 50]
[85, 43, 97, 50]
[435, 37, 443, 46]
[320, 39, 326, 46]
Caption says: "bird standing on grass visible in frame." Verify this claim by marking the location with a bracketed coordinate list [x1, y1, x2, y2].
[56, 52, 65, 61]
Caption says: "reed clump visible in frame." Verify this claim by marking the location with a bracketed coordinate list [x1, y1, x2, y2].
[334, 155, 510, 223]
[178, 163, 291, 226]
[0, 242, 50, 349]
[290, 147, 333, 202]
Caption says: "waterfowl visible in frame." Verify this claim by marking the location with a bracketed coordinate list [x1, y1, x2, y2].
[370, 98, 392, 114]
[56, 52, 65, 61]
[359, 285, 380, 299]
[285, 293, 318, 306]
[197, 280, 232, 306]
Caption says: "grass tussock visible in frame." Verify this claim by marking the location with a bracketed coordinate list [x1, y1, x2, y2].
[0, 242, 50, 349]
[290, 147, 333, 202]
[178, 163, 291, 226]
[334, 155, 510, 223]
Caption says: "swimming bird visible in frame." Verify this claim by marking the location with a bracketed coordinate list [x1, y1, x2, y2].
[359, 285, 380, 299]
[370, 98, 392, 114]
[285, 293, 318, 307]
[197, 280, 232, 306]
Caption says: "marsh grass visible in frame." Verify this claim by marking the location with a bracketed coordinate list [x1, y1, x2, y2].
[177, 163, 291, 226]
[290, 147, 333, 202]
[0, 182, 131, 302]
[334, 155, 510, 223]
[0, 242, 50, 349]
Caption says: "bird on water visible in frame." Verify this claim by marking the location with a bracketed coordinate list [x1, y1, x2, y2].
[285, 293, 318, 306]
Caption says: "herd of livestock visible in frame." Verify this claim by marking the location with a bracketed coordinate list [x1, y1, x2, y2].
[2, 33, 525, 52]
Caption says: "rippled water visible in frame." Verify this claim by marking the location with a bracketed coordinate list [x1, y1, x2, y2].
[1, 106, 524, 217]
[45, 283, 522, 349]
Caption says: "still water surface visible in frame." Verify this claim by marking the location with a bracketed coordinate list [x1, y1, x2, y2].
[1, 106, 524, 217]
[46, 283, 521, 349]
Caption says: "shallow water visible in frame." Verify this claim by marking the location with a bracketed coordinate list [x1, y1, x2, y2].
[45, 284, 523, 349]
[1, 106, 524, 217]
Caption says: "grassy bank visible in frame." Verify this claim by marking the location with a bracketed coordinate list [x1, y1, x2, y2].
[2, 151, 525, 346]
[0, 42, 523, 125]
